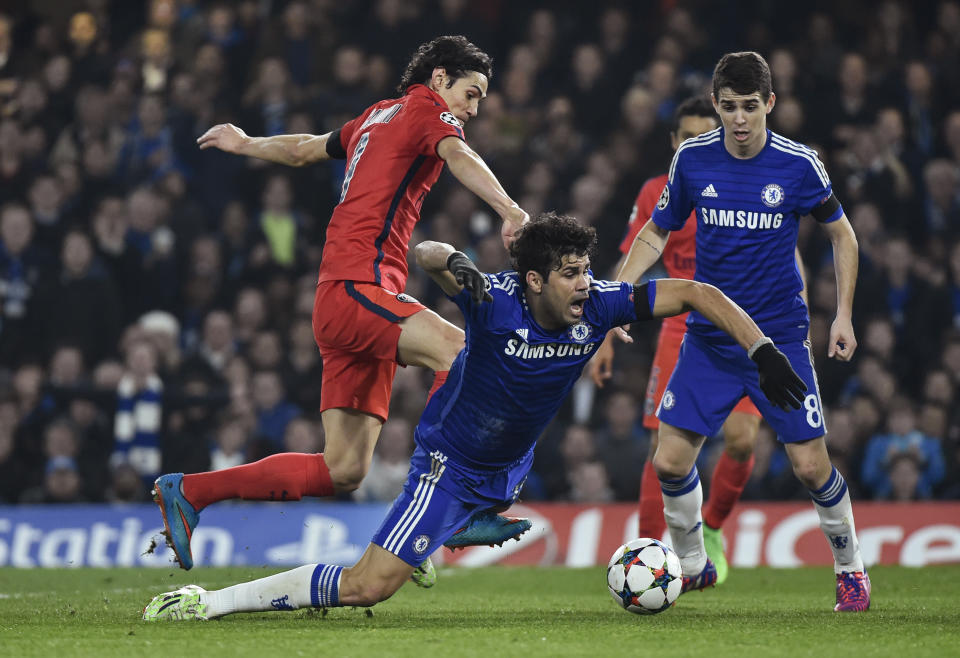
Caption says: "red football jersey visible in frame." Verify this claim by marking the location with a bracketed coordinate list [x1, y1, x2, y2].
[317, 84, 465, 293]
[618, 174, 697, 335]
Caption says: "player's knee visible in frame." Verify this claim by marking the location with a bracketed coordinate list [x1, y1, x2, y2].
[791, 460, 827, 489]
[327, 460, 369, 493]
[352, 580, 399, 606]
[439, 325, 466, 366]
[651, 453, 688, 481]
[723, 440, 754, 462]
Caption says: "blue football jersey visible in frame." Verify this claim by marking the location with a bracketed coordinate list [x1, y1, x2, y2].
[415, 272, 648, 471]
[651, 127, 843, 343]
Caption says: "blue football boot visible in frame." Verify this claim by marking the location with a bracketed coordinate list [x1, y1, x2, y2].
[152, 473, 199, 570]
[680, 558, 718, 593]
[443, 510, 532, 550]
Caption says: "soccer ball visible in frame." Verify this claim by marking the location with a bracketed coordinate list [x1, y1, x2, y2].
[606, 537, 683, 615]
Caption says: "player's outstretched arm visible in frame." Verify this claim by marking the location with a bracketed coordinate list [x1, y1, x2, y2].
[651, 278, 806, 410]
[436, 136, 528, 248]
[197, 123, 335, 167]
[616, 219, 670, 285]
[821, 214, 859, 361]
[414, 240, 491, 303]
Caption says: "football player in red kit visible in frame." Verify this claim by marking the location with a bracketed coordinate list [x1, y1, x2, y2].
[152, 37, 530, 581]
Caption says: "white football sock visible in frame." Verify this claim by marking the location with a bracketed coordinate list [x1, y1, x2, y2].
[202, 564, 342, 618]
[808, 467, 864, 574]
[660, 467, 706, 576]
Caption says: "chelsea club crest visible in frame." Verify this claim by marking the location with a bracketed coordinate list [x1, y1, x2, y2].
[568, 322, 592, 344]
[761, 183, 785, 208]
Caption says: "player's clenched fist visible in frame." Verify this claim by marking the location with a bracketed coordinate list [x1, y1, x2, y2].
[197, 123, 249, 153]
[447, 250, 492, 303]
[750, 340, 807, 410]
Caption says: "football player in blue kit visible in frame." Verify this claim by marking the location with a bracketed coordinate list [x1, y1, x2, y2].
[143, 212, 804, 620]
[615, 52, 869, 611]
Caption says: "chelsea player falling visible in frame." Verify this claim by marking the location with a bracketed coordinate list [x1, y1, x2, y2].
[616, 52, 869, 611]
[143, 212, 804, 621]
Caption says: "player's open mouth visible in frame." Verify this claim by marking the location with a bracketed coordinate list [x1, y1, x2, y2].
[733, 130, 749, 142]
[570, 299, 586, 317]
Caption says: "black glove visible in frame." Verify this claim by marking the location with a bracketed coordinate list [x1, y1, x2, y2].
[447, 251, 492, 303]
[751, 341, 807, 410]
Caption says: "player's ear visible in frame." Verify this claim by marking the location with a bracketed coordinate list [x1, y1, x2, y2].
[430, 67, 446, 91]
[525, 270, 543, 294]
[766, 92, 776, 114]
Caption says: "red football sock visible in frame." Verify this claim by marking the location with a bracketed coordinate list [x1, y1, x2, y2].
[428, 370, 449, 400]
[703, 453, 755, 529]
[638, 459, 666, 539]
[182, 453, 335, 511]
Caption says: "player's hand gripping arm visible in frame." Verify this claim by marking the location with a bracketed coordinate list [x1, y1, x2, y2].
[414, 241, 492, 303]
[821, 214, 858, 361]
[589, 252, 635, 388]
[653, 279, 807, 410]
[197, 123, 335, 167]
[436, 137, 529, 248]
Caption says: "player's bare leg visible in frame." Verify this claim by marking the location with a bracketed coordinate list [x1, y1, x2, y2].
[637, 429, 666, 539]
[785, 436, 869, 611]
[321, 408, 382, 492]
[703, 411, 760, 584]
[651, 422, 716, 592]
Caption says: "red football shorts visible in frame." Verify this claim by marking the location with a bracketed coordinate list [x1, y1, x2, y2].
[642, 327, 760, 429]
[312, 280, 425, 422]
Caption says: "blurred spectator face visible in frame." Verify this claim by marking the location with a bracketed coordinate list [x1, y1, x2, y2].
[863, 318, 895, 359]
[503, 69, 533, 107]
[44, 420, 79, 458]
[43, 55, 72, 93]
[528, 9, 556, 48]
[46, 461, 82, 502]
[772, 97, 804, 136]
[220, 201, 249, 245]
[850, 395, 881, 438]
[599, 7, 630, 48]
[905, 61, 932, 98]
[138, 95, 167, 135]
[49, 346, 84, 385]
[224, 355, 250, 390]
[366, 55, 391, 93]
[29, 176, 63, 217]
[572, 44, 604, 88]
[0, 14, 10, 54]
[838, 54, 867, 95]
[127, 188, 162, 233]
[875, 108, 905, 147]
[888, 454, 921, 501]
[646, 59, 676, 100]
[249, 331, 283, 370]
[126, 340, 158, 380]
[251, 371, 284, 410]
[561, 424, 595, 464]
[149, 0, 178, 30]
[83, 140, 114, 178]
[508, 45, 538, 75]
[288, 317, 315, 351]
[203, 311, 234, 352]
[190, 236, 221, 277]
[263, 175, 293, 213]
[923, 370, 954, 404]
[0, 119, 20, 155]
[13, 364, 44, 408]
[207, 6, 237, 42]
[923, 160, 959, 208]
[283, 1, 309, 39]
[69, 399, 98, 429]
[61, 231, 94, 278]
[622, 86, 656, 137]
[333, 47, 365, 86]
[257, 57, 289, 95]
[68, 12, 97, 48]
[234, 289, 267, 333]
[110, 463, 145, 501]
[570, 461, 612, 502]
[850, 203, 883, 243]
[884, 238, 912, 279]
[943, 340, 960, 379]
[194, 44, 225, 78]
[284, 418, 322, 454]
[16, 79, 48, 118]
[0, 205, 33, 255]
[377, 418, 412, 463]
[826, 408, 856, 455]
[887, 402, 916, 436]
[75, 86, 108, 129]
[216, 418, 248, 455]
[918, 404, 947, 439]
[605, 391, 639, 436]
[93, 359, 124, 389]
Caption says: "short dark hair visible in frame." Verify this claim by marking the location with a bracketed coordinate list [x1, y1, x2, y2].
[398, 35, 493, 94]
[671, 96, 717, 133]
[712, 51, 772, 101]
[510, 212, 596, 287]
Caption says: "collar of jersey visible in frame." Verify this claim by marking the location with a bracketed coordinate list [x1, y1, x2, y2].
[720, 127, 772, 163]
[404, 83, 452, 110]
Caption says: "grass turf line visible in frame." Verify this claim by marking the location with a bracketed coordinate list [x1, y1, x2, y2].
[0, 565, 958, 657]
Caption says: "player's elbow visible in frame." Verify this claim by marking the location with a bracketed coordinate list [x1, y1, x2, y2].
[683, 281, 718, 313]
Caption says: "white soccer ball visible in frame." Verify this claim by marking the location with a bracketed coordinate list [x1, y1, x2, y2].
[606, 537, 683, 615]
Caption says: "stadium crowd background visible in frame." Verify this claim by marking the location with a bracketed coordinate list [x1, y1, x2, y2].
[0, 0, 958, 507]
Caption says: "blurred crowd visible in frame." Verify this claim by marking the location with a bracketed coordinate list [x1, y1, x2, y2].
[0, 0, 958, 506]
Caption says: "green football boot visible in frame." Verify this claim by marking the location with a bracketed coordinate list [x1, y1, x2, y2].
[409, 556, 437, 588]
[702, 524, 729, 586]
[142, 585, 209, 621]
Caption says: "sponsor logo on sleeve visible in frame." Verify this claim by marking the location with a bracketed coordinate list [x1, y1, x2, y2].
[656, 185, 670, 210]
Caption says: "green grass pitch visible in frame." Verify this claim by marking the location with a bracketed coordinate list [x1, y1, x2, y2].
[1, 565, 958, 657]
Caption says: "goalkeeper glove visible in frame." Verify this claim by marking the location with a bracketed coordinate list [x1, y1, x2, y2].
[750, 340, 807, 410]
[447, 251, 492, 303]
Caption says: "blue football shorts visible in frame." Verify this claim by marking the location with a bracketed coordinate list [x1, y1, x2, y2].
[371, 444, 530, 566]
[656, 332, 827, 443]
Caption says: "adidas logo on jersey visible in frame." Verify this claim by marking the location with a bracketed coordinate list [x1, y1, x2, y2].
[515, 328, 529, 341]
[701, 184, 718, 198]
